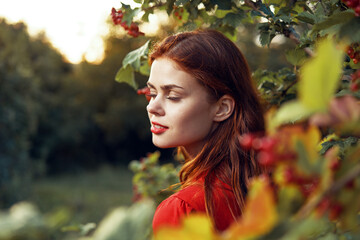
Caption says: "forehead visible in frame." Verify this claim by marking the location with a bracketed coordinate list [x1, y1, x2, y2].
[148, 58, 197, 87]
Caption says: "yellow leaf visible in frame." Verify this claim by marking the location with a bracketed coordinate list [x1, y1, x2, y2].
[299, 38, 343, 112]
[291, 125, 321, 163]
[155, 214, 217, 240]
[225, 176, 278, 240]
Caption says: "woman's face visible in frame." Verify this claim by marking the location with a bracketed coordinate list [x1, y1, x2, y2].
[146, 58, 218, 157]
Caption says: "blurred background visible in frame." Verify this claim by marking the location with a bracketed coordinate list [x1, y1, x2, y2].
[0, 0, 292, 228]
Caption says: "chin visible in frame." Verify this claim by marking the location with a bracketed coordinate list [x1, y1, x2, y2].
[152, 138, 176, 149]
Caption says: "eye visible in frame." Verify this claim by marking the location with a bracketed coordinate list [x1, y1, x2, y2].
[146, 93, 157, 99]
[166, 95, 181, 101]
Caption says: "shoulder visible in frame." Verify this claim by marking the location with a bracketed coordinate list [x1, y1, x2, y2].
[152, 184, 206, 233]
[172, 183, 206, 211]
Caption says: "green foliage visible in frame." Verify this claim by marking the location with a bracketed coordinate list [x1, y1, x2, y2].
[115, 40, 150, 89]
[129, 151, 180, 205]
[91, 200, 155, 240]
[110, 0, 360, 239]
[0, 19, 74, 207]
[0, 18, 157, 208]
[272, 38, 344, 127]
[2, 0, 360, 239]
[0, 199, 155, 240]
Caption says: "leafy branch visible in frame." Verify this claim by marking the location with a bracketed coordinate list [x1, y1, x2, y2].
[244, 0, 314, 56]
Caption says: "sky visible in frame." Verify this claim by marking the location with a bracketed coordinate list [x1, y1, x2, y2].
[0, 0, 141, 63]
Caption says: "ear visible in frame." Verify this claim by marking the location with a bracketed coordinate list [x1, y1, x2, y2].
[213, 95, 235, 122]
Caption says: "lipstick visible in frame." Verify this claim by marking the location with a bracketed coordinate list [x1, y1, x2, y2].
[151, 122, 168, 134]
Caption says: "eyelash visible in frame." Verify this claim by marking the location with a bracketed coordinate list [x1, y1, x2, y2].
[146, 93, 180, 101]
[167, 96, 181, 101]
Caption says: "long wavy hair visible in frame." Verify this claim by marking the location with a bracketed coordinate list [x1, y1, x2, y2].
[149, 29, 265, 223]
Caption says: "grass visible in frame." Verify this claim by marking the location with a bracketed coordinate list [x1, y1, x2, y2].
[26, 164, 134, 225]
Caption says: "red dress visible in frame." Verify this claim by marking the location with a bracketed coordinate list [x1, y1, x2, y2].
[152, 179, 241, 233]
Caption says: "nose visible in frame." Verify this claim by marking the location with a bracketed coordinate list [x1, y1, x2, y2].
[146, 97, 165, 116]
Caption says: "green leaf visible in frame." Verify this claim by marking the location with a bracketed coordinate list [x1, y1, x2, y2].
[339, 17, 360, 43]
[222, 12, 244, 27]
[210, 0, 232, 10]
[224, 30, 237, 42]
[311, 10, 354, 32]
[122, 8, 141, 25]
[296, 11, 316, 25]
[122, 40, 150, 69]
[139, 61, 150, 76]
[215, 9, 232, 18]
[175, 0, 189, 6]
[295, 140, 321, 173]
[285, 49, 307, 66]
[115, 64, 137, 89]
[259, 2, 274, 17]
[259, 31, 271, 46]
[299, 38, 343, 112]
[251, 10, 263, 17]
[166, 0, 176, 15]
[271, 101, 313, 127]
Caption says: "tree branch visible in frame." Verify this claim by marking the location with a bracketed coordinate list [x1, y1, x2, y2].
[243, 0, 314, 57]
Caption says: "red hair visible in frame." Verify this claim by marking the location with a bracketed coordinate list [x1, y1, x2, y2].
[149, 29, 265, 224]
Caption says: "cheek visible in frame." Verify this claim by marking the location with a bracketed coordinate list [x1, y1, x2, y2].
[173, 104, 214, 136]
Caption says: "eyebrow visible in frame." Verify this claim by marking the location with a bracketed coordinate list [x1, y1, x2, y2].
[147, 81, 184, 90]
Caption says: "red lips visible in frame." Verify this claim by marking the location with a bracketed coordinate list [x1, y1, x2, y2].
[151, 121, 168, 134]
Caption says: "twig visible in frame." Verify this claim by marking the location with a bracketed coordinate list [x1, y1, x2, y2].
[281, 78, 298, 96]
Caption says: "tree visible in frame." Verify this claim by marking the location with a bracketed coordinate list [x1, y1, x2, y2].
[0, 19, 76, 207]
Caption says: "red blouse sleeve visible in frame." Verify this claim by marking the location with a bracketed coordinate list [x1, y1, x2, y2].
[152, 195, 194, 233]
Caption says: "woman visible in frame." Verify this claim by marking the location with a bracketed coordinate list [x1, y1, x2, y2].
[146, 29, 265, 233]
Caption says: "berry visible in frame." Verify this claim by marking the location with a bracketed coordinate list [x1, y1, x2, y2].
[251, 137, 263, 150]
[356, 6, 360, 16]
[284, 167, 296, 183]
[111, 7, 144, 38]
[137, 87, 151, 101]
[130, 22, 139, 31]
[259, 137, 277, 151]
[347, 47, 355, 58]
[121, 22, 129, 30]
[239, 134, 255, 150]
[317, 198, 331, 216]
[329, 202, 343, 221]
[257, 151, 276, 166]
[350, 82, 359, 91]
[345, 179, 355, 189]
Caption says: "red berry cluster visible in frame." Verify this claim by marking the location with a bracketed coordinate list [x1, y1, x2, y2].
[347, 43, 360, 64]
[173, 6, 184, 20]
[317, 198, 344, 221]
[283, 166, 319, 197]
[111, 7, 144, 37]
[350, 69, 360, 91]
[137, 86, 151, 101]
[239, 133, 296, 167]
[342, 0, 360, 16]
